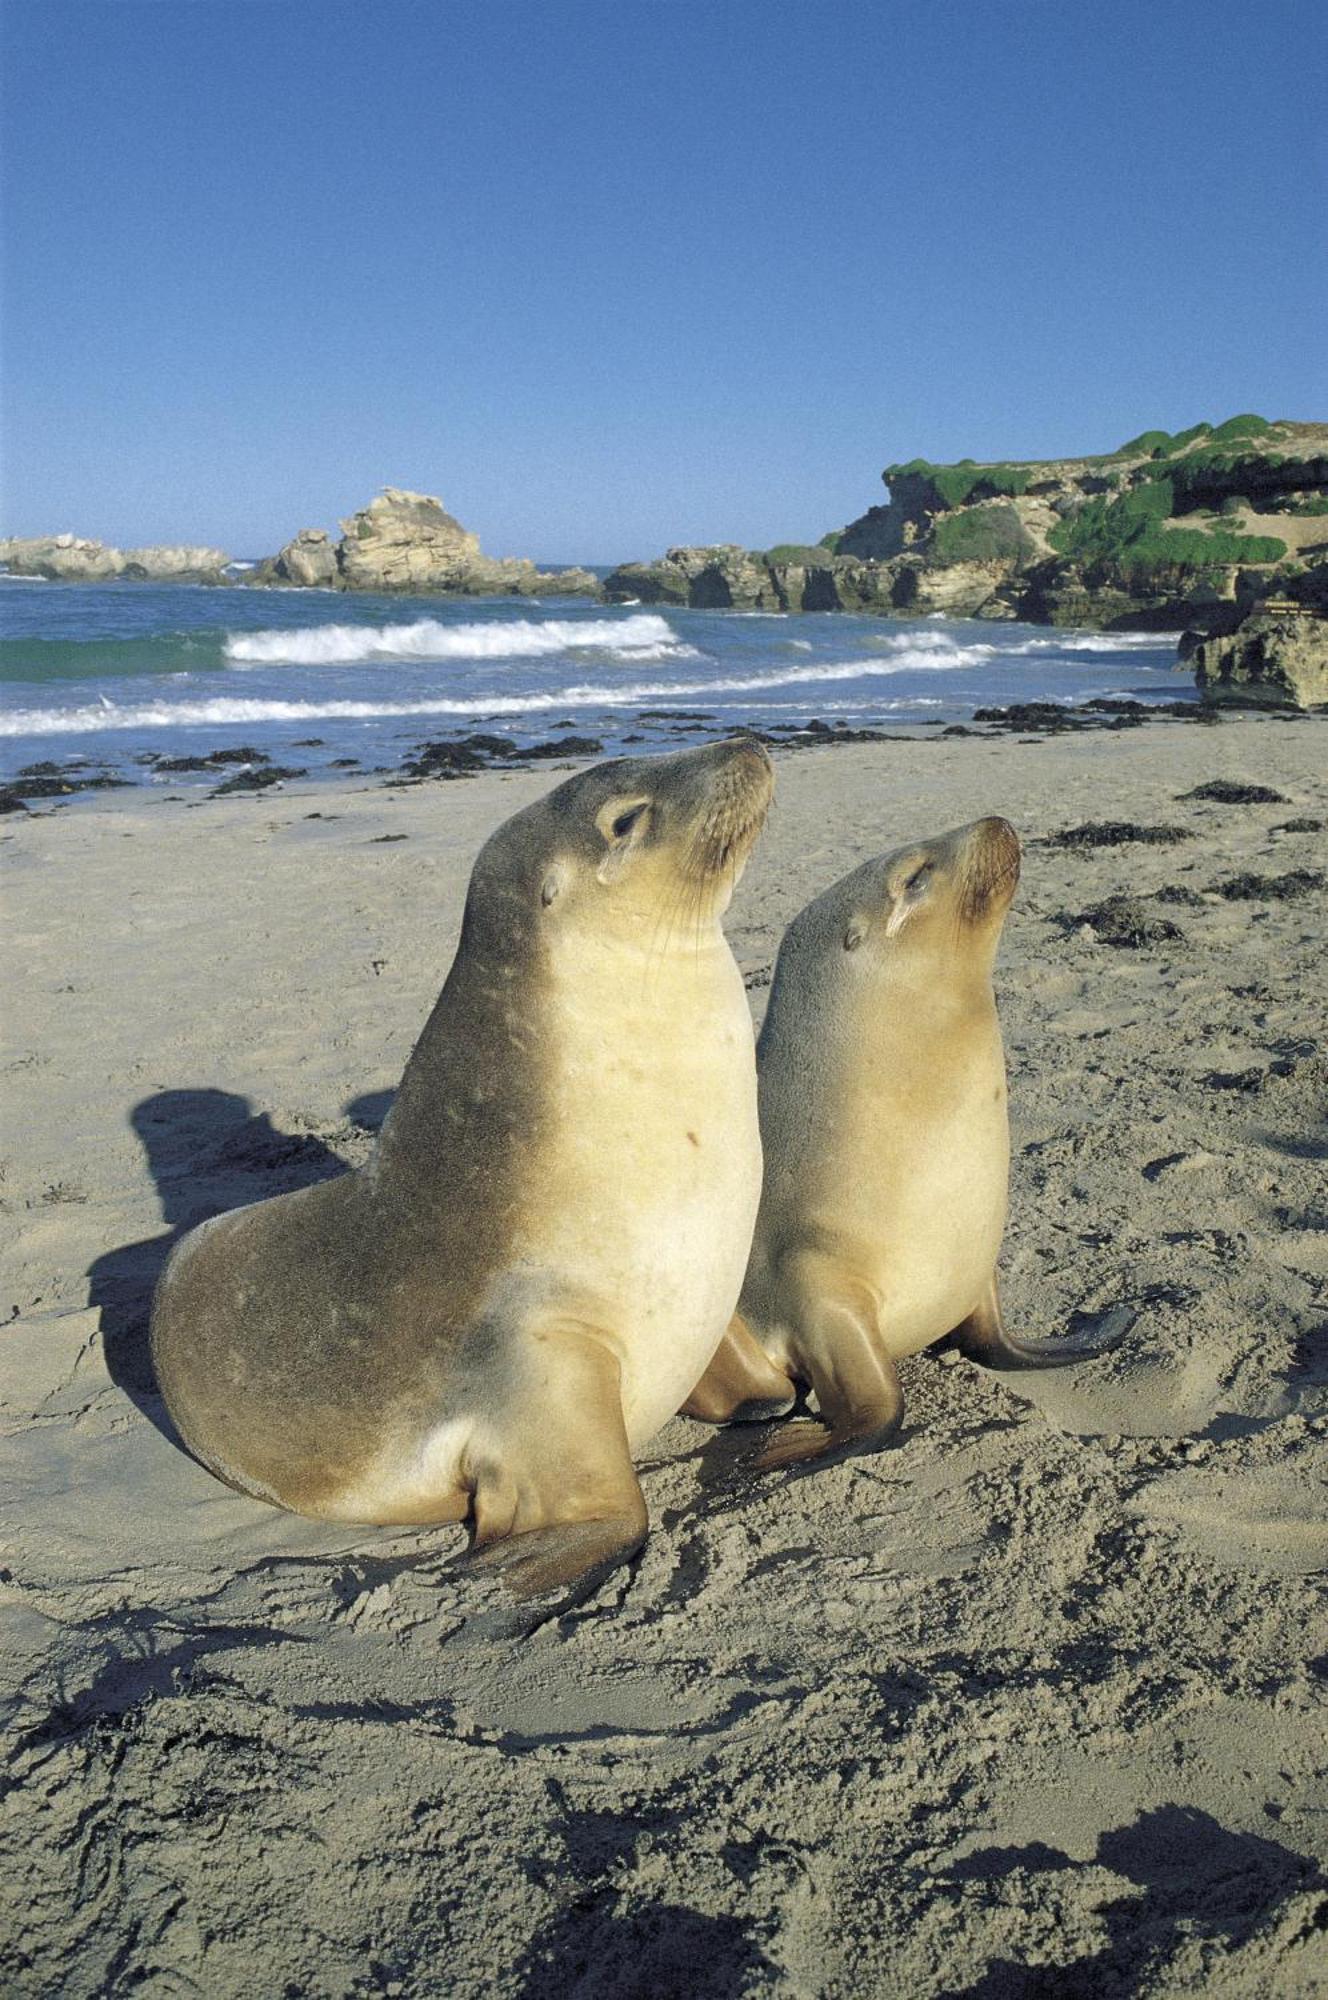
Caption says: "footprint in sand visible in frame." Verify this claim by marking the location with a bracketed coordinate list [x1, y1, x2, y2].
[1127, 1455, 1328, 1576]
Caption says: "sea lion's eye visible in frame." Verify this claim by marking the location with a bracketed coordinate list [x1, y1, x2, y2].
[611, 804, 649, 840]
[905, 863, 933, 897]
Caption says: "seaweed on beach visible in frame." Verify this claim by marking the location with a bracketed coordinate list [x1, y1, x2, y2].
[210, 766, 307, 795]
[402, 732, 604, 779]
[1154, 884, 1205, 906]
[1073, 896, 1186, 947]
[1273, 817, 1324, 834]
[522, 736, 604, 759]
[1213, 870, 1324, 902]
[1045, 822, 1192, 848]
[157, 747, 272, 774]
[4, 771, 131, 799]
[1180, 780, 1289, 804]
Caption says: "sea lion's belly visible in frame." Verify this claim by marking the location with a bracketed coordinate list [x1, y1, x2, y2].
[534, 962, 762, 1447]
[791, 1079, 1008, 1359]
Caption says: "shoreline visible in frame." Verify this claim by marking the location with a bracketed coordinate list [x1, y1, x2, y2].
[3, 721, 1326, 1994]
[2, 692, 1297, 817]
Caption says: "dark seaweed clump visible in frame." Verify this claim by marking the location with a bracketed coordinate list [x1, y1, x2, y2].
[1273, 818, 1324, 834]
[4, 766, 131, 800]
[151, 746, 273, 773]
[1045, 821, 1192, 849]
[402, 733, 605, 780]
[1214, 870, 1324, 902]
[1179, 780, 1289, 804]
[1154, 884, 1205, 907]
[1075, 896, 1185, 947]
[210, 766, 307, 795]
[971, 698, 1216, 734]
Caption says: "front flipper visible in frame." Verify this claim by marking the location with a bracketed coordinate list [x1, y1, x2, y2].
[749, 1264, 903, 1476]
[468, 1515, 647, 1603]
[948, 1276, 1135, 1371]
[682, 1314, 796, 1424]
[464, 1328, 647, 1605]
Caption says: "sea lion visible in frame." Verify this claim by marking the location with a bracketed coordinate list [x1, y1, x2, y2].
[151, 737, 773, 1596]
[683, 816, 1131, 1468]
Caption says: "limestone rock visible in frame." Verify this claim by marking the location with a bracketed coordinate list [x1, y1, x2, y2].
[308, 488, 598, 597]
[603, 545, 782, 611]
[827, 419, 1328, 630]
[1192, 605, 1328, 709]
[336, 488, 483, 592]
[0, 534, 228, 583]
[265, 528, 340, 589]
[120, 545, 230, 582]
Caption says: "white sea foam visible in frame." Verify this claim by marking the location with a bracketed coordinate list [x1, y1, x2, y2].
[0, 647, 1040, 739]
[223, 612, 692, 667]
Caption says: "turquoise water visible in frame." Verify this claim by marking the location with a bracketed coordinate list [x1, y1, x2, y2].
[0, 578, 1189, 786]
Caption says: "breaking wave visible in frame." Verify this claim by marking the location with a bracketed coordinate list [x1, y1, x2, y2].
[0, 646, 1059, 737]
[223, 612, 693, 666]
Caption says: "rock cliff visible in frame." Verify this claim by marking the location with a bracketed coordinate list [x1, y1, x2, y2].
[0, 534, 230, 584]
[604, 417, 1328, 631]
[256, 489, 599, 598]
[1189, 603, 1328, 709]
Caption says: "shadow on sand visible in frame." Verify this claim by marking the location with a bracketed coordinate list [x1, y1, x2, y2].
[87, 1087, 368, 1444]
[942, 1803, 1326, 1997]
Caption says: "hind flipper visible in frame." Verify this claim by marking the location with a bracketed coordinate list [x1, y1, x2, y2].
[749, 1264, 903, 1475]
[682, 1314, 796, 1424]
[948, 1275, 1135, 1372]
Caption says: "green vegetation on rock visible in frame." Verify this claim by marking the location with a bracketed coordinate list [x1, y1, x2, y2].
[1113, 416, 1272, 461]
[1050, 478, 1286, 570]
[1114, 430, 1174, 458]
[765, 543, 839, 566]
[1207, 413, 1274, 444]
[884, 459, 1031, 507]
[931, 505, 1034, 564]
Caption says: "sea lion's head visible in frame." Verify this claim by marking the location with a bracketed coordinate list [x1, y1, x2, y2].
[782, 817, 1021, 994]
[465, 736, 775, 954]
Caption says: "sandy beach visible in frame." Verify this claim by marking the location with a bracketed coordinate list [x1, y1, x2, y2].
[3, 715, 1326, 1997]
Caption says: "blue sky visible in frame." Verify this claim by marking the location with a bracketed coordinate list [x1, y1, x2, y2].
[2, 0, 1325, 560]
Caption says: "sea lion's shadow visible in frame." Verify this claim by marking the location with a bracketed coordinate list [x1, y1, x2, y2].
[89, 1086, 385, 1446]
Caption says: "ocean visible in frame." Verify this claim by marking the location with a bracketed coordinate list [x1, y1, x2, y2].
[0, 577, 1190, 790]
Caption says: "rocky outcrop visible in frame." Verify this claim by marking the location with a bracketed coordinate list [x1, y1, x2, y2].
[254, 488, 599, 598]
[267, 528, 339, 588]
[605, 421, 1327, 629]
[603, 545, 782, 610]
[334, 488, 487, 592]
[823, 418, 1328, 630]
[1190, 603, 1328, 709]
[0, 534, 229, 583]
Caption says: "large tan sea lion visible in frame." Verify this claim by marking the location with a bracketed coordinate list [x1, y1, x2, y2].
[684, 816, 1131, 1468]
[151, 738, 773, 1595]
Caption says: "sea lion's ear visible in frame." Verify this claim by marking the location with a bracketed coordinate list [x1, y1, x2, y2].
[594, 798, 652, 882]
